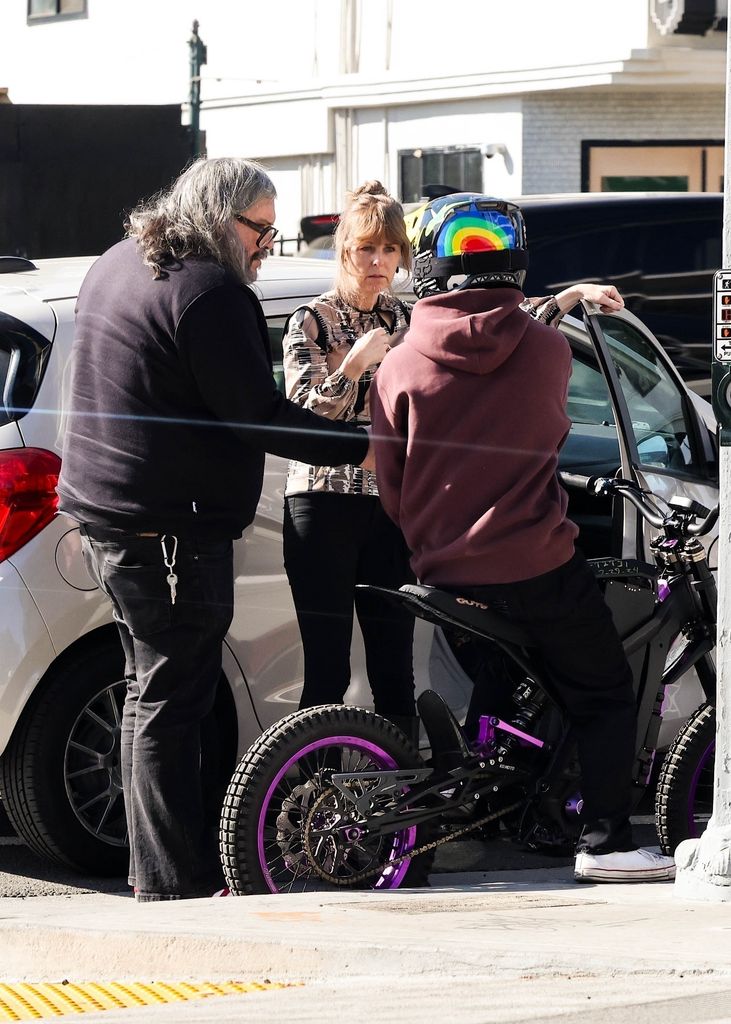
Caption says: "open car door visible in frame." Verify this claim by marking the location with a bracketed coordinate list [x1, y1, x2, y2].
[580, 302, 718, 569]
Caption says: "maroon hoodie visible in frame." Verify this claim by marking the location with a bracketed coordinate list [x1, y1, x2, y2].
[370, 287, 578, 586]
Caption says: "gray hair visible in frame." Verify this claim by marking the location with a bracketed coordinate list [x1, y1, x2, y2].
[126, 157, 276, 284]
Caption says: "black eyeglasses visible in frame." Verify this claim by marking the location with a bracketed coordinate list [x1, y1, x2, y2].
[235, 214, 279, 248]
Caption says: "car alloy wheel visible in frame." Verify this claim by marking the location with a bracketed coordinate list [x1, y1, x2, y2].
[63, 679, 128, 848]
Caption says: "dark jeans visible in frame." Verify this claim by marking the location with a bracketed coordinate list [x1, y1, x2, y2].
[453, 550, 637, 854]
[80, 530, 234, 899]
[283, 492, 416, 717]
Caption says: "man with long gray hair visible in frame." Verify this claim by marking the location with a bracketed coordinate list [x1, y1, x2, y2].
[57, 157, 372, 902]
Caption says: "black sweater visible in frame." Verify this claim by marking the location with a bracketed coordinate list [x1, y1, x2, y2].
[57, 238, 369, 537]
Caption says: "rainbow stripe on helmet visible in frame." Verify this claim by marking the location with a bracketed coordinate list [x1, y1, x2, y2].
[436, 209, 516, 257]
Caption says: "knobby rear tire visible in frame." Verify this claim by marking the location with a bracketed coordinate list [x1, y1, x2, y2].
[220, 704, 434, 895]
[655, 702, 715, 856]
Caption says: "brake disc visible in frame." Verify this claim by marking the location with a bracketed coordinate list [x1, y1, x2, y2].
[301, 786, 386, 887]
[275, 779, 323, 872]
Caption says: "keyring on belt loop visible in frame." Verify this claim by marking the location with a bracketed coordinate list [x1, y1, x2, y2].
[160, 534, 178, 572]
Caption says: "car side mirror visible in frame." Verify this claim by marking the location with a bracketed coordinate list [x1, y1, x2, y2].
[637, 434, 670, 468]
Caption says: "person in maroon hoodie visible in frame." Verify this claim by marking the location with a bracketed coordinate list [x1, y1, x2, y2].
[370, 193, 676, 884]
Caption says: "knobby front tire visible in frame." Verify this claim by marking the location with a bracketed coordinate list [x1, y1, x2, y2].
[655, 702, 715, 856]
[220, 704, 434, 895]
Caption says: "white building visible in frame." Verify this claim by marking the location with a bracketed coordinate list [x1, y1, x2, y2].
[1, 0, 727, 243]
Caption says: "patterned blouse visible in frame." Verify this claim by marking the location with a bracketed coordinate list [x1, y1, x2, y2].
[282, 290, 559, 497]
[283, 290, 411, 496]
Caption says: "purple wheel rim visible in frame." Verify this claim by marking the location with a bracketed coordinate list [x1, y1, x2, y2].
[686, 738, 715, 838]
[257, 734, 418, 894]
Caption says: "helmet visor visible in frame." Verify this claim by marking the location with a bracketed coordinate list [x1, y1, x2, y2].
[433, 197, 526, 257]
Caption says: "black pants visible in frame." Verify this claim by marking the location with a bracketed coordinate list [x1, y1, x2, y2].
[80, 530, 234, 899]
[283, 492, 416, 717]
[453, 550, 636, 854]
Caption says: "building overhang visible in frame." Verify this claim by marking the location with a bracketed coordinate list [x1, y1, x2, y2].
[318, 47, 726, 108]
[201, 46, 725, 117]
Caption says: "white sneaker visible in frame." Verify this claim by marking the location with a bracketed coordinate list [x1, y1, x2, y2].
[574, 847, 676, 883]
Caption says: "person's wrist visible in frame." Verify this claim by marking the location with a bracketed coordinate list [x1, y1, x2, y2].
[556, 287, 581, 313]
[340, 353, 364, 380]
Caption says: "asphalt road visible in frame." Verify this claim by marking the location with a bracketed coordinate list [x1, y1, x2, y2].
[0, 836, 128, 898]
[0, 816, 660, 899]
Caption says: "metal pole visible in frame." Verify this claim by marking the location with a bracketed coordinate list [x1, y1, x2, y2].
[188, 20, 207, 160]
[674, 0, 731, 899]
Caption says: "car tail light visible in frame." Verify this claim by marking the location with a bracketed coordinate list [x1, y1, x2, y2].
[0, 448, 62, 563]
[299, 213, 339, 244]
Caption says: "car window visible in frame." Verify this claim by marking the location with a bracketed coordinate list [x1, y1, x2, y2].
[596, 315, 698, 473]
[560, 329, 623, 558]
[636, 218, 721, 277]
[523, 201, 722, 396]
[0, 312, 52, 426]
[567, 348, 615, 428]
[561, 330, 622, 476]
[527, 226, 622, 293]
[267, 316, 287, 393]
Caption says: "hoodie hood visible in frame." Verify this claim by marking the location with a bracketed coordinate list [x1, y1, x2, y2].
[406, 287, 529, 375]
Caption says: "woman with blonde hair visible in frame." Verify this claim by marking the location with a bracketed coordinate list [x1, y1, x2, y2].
[281, 180, 418, 743]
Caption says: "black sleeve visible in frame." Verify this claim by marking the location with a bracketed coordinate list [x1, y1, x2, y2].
[176, 284, 369, 467]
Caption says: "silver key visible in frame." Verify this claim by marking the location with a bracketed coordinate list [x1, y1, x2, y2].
[161, 535, 179, 607]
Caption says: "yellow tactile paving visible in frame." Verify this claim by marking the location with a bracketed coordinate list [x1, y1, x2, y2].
[0, 980, 293, 1019]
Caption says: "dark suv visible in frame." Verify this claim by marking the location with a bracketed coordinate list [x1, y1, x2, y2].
[518, 192, 722, 396]
[304, 192, 721, 394]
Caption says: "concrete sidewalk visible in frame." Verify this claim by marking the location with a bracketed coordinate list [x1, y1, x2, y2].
[1, 865, 731, 1022]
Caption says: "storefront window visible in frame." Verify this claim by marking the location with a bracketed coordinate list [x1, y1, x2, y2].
[400, 147, 482, 204]
[28, 1, 86, 21]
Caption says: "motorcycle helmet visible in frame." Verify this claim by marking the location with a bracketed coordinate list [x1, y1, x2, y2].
[406, 193, 529, 298]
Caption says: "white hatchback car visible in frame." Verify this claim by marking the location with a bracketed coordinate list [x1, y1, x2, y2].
[0, 253, 719, 876]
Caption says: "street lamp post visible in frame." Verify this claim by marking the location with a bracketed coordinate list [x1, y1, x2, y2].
[674, 0, 731, 900]
[188, 20, 207, 160]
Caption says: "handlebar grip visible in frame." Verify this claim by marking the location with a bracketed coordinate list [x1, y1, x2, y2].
[558, 471, 597, 492]
[688, 504, 720, 538]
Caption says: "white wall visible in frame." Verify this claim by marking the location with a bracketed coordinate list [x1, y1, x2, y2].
[352, 108, 391, 188]
[383, 0, 652, 76]
[1, 0, 327, 105]
[202, 96, 331, 159]
[1, 0, 687, 108]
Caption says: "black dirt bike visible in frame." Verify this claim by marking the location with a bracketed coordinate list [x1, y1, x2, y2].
[219, 475, 718, 895]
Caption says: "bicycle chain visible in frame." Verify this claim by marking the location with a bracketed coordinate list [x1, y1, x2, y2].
[301, 787, 524, 887]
